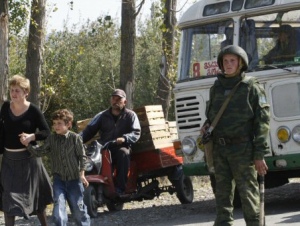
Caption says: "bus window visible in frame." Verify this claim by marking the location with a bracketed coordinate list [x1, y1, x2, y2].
[203, 1, 230, 16]
[245, 0, 275, 9]
[241, 9, 300, 71]
[240, 19, 259, 70]
[232, 0, 244, 11]
[272, 82, 300, 118]
[178, 20, 233, 81]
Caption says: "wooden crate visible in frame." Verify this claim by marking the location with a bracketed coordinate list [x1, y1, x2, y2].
[132, 146, 183, 173]
[133, 138, 174, 152]
[134, 105, 166, 127]
[133, 106, 178, 152]
[76, 118, 100, 142]
[77, 118, 92, 132]
[133, 122, 172, 152]
[166, 121, 178, 140]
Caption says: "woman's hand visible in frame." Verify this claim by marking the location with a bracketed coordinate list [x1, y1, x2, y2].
[19, 132, 35, 146]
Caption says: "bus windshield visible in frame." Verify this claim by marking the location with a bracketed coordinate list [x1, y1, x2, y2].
[178, 9, 300, 81]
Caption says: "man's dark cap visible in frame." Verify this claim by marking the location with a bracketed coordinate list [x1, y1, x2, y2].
[111, 89, 126, 99]
[278, 24, 293, 34]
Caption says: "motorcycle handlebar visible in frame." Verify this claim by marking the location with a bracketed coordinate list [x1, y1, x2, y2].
[102, 140, 117, 150]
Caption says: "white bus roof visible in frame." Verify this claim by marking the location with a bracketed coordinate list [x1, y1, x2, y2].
[178, 0, 300, 29]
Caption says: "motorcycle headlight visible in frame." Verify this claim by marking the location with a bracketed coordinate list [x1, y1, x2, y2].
[181, 137, 196, 155]
[277, 126, 290, 143]
[85, 159, 93, 172]
[292, 125, 300, 143]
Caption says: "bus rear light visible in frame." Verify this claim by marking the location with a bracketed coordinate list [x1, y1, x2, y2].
[275, 159, 287, 168]
[276, 126, 290, 143]
[292, 125, 300, 143]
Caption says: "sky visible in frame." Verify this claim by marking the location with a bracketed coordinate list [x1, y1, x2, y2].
[46, 0, 194, 32]
[47, 0, 155, 32]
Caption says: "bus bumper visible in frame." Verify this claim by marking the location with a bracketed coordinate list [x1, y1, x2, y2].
[183, 162, 211, 176]
[266, 154, 300, 171]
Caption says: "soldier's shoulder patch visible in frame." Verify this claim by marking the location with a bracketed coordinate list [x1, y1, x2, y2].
[259, 94, 267, 105]
[257, 83, 265, 92]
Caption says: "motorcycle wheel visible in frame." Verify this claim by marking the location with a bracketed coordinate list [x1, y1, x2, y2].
[174, 174, 194, 204]
[106, 200, 124, 212]
[83, 186, 98, 218]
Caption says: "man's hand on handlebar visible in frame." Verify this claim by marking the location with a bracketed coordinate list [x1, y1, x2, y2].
[116, 137, 125, 145]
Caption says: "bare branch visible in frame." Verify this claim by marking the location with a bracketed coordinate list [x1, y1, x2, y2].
[134, 0, 145, 17]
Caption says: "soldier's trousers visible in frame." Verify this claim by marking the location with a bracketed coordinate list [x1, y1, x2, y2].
[213, 141, 260, 226]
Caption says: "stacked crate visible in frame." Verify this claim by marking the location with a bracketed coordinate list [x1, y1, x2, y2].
[76, 118, 100, 143]
[165, 121, 178, 140]
[132, 105, 182, 172]
[133, 105, 174, 152]
[77, 118, 92, 133]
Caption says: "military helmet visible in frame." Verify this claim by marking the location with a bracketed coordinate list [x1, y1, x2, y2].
[217, 45, 249, 72]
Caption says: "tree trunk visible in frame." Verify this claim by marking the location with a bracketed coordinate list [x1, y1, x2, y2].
[25, 0, 46, 107]
[120, 0, 136, 109]
[156, 0, 177, 119]
[0, 0, 9, 104]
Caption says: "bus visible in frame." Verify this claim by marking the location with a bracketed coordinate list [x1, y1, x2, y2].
[174, 0, 300, 189]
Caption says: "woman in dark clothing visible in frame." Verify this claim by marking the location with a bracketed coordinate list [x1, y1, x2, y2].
[0, 75, 53, 226]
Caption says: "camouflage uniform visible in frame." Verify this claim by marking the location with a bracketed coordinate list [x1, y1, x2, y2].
[206, 46, 270, 226]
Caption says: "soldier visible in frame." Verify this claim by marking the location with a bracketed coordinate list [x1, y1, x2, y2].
[201, 45, 270, 226]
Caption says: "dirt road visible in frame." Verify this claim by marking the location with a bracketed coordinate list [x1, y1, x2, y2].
[2, 177, 300, 225]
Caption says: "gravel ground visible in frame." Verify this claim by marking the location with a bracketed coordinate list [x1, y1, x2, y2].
[1, 177, 300, 226]
[0, 176, 214, 226]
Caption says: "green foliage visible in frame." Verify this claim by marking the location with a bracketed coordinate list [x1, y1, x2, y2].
[6, 0, 182, 178]
[134, 16, 163, 108]
[8, 35, 27, 75]
[42, 16, 121, 125]
[8, 9, 180, 124]
[9, 0, 31, 36]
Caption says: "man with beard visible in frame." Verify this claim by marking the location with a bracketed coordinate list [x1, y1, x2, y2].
[80, 89, 141, 195]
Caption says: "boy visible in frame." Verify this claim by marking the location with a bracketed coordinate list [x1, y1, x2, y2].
[26, 109, 90, 226]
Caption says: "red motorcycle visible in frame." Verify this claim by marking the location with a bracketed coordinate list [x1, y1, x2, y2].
[83, 140, 194, 218]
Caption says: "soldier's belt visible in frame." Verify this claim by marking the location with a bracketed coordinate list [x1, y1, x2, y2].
[213, 136, 251, 146]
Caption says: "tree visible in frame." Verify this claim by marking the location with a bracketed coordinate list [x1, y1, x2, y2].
[6, 0, 182, 122]
[120, 0, 136, 109]
[26, 0, 46, 107]
[120, 0, 145, 109]
[156, 0, 177, 119]
[134, 5, 163, 108]
[41, 17, 122, 122]
[0, 0, 8, 104]
[0, 0, 33, 104]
